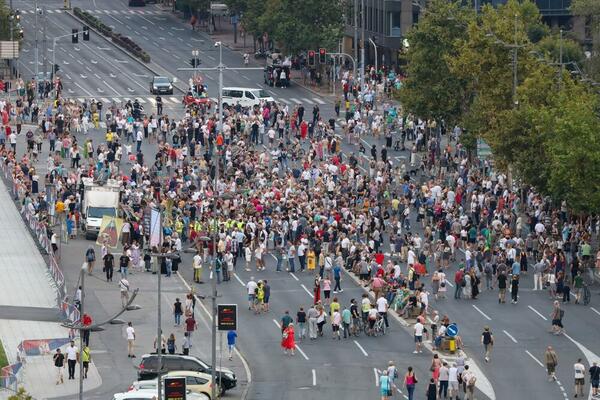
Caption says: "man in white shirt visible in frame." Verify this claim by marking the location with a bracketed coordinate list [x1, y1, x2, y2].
[574, 358, 586, 398]
[448, 363, 459, 398]
[376, 295, 389, 328]
[462, 365, 476, 400]
[246, 277, 258, 311]
[126, 322, 136, 358]
[65, 341, 79, 379]
[413, 320, 424, 353]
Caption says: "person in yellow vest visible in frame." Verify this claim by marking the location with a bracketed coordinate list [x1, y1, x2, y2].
[81, 345, 91, 379]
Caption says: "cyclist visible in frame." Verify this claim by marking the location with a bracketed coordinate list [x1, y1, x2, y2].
[350, 298, 361, 336]
[367, 304, 378, 336]
[361, 293, 371, 325]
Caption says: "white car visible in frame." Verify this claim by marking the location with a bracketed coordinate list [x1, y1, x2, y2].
[221, 87, 274, 108]
[113, 390, 209, 400]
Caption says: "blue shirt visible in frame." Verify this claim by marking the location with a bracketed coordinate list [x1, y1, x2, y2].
[333, 266, 341, 279]
[512, 262, 521, 276]
[227, 330, 237, 345]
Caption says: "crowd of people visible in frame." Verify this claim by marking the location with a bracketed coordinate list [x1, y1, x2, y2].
[1, 62, 600, 400]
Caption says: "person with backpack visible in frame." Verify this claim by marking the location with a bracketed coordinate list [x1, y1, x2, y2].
[462, 365, 476, 400]
[85, 246, 96, 275]
[481, 326, 494, 362]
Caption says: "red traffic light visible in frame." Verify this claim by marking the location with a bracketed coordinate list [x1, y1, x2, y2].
[319, 48, 326, 55]
[308, 50, 315, 57]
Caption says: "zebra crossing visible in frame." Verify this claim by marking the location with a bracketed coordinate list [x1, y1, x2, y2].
[19, 8, 166, 15]
[70, 95, 328, 107]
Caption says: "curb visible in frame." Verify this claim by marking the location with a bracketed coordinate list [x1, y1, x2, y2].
[176, 272, 253, 400]
[63, 10, 187, 94]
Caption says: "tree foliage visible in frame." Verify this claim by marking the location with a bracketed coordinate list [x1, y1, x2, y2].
[0, 0, 12, 41]
[8, 388, 32, 400]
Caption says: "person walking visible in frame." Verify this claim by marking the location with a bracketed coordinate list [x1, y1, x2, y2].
[126, 322, 136, 358]
[307, 304, 319, 340]
[182, 332, 191, 355]
[438, 362, 450, 399]
[227, 330, 237, 360]
[281, 323, 295, 356]
[574, 358, 586, 398]
[85, 246, 96, 275]
[481, 326, 494, 362]
[404, 366, 417, 400]
[53, 348, 65, 385]
[103, 250, 115, 282]
[510, 274, 519, 304]
[589, 361, 600, 398]
[550, 301, 565, 335]
[448, 363, 459, 399]
[185, 314, 197, 344]
[65, 341, 79, 380]
[413, 319, 424, 353]
[497, 270, 507, 303]
[119, 277, 130, 308]
[81, 345, 91, 379]
[167, 333, 177, 355]
[462, 365, 476, 400]
[379, 370, 392, 400]
[173, 298, 183, 326]
[296, 307, 307, 341]
[545, 346, 558, 381]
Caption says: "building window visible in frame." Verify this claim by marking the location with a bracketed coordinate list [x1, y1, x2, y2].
[388, 11, 401, 37]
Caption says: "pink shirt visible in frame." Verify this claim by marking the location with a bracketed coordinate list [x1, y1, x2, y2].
[322, 279, 331, 291]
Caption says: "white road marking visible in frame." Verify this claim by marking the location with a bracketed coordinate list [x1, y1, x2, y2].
[133, 73, 148, 78]
[46, 9, 54, 13]
[295, 344, 309, 360]
[300, 284, 314, 298]
[354, 340, 368, 357]
[528, 305, 548, 321]
[96, 87, 105, 93]
[115, 59, 129, 64]
[94, 73, 101, 79]
[75, 82, 93, 96]
[374, 368, 379, 386]
[289, 272, 299, 281]
[302, 97, 315, 104]
[591, 307, 600, 317]
[136, 98, 146, 103]
[525, 350, 544, 367]
[207, 55, 216, 61]
[233, 272, 245, 287]
[103, 80, 121, 96]
[289, 97, 301, 104]
[97, 47, 111, 51]
[101, 98, 110, 103]
[563, 332, 600, 370]
[112, 97, 121, 102]
[77, 98, 85, 103]
[313, 97, 326, 104]
[65, 74, 72, 80]
[242, 75, 250, 80]
[445, 279, 454, 288]
[472, 305, 492, 320]
[502, 330, 518, 343]
[312, 369, 316, 386]
[169, 97, 179, 103]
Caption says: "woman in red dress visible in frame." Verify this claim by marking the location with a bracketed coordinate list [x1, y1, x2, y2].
[281, 323, 295, 356]
[313, 276, 321, 305]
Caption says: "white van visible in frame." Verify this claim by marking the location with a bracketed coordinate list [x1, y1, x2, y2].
[221, 87, 275, 108]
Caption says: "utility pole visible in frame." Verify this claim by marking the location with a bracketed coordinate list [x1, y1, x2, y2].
[360, 0, 365, 92]
[512, 13, 518, 108]
[42, 5, 47, 78]
[34, 0, 39, 82]
[559, 28, 563, 91]
[353, 0, 358, 81]
[78, 265, 85, 400]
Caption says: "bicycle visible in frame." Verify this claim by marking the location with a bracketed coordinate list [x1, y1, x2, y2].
[373, 316, 386, 337]
[351, 318, 363, 337]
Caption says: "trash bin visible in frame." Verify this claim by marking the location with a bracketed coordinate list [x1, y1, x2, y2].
[448, 337, 456, 354]
[307, 250, 316, 270]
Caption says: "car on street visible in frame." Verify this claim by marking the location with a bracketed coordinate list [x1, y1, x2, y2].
[150, 76, 173, 95]
[128, 0, 146, 6]
[114, 391, 209, 400]
[129, 371, 219, 399]
[137, 354, 236, 395]
[221, 87, 274, 108]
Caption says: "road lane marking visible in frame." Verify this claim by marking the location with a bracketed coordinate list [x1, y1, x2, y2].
[528, 305, 548, 321]
[502, 330, 517, 343]
[353, 340, 368, 357]
[242, 75, 250, 80]
[313, 97, 326, 104]
[591, 307, 600, 316]
[312, 369, 316, 386]
[101, 98, 109, 103]
[74, 82, 93, 96]
[472, 305, 491, 320]
[374, 368, 379, 386]
[136, 98, 146, 103]
[169, 97, 179, 103]
[233, 272, 245, 286]
[302, 97, 314, 104]
[300, 283, 314, 298]
[112, 97, 121, 102]
[272, 319, 309, 360]
[103, 80, 121, 96]
[289, 97, 301, 104]
[289, 272, 299, 281]
[526, 350, 544, 367]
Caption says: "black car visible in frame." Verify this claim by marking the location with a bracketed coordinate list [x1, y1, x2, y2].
[137, 354, 237, 394]
[128, 0, 146, 6]
[150, 76, 173, 95]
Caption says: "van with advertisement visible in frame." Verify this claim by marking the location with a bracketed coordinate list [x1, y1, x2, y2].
[81, 177, 121, 240]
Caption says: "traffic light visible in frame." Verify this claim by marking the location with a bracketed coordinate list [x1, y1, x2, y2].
[54, 64, 60, 73]
[190, 58, 201, 67]
[308, 50, 315, 67]
[0, 80, 4, 92]
[72, 28, 78, 43]
[2, 81, 10, 93]
[319, 48, 326, 64]
[83, 25, 90, 41]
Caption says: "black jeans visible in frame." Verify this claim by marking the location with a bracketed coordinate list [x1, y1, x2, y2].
[334, 277, 341, 291]
[68, 359, 76, 378]
[105, 266, 113, 281]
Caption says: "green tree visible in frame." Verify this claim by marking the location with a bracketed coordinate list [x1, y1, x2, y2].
[8, 388, 32, 400]
[0, 0, 12, 41]
[397, 0, 475, 126]
[257, 0, 344, 54]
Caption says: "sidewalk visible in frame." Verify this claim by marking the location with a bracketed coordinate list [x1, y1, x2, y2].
[0, 172, 101, 399]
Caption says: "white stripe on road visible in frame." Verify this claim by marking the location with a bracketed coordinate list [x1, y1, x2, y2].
[289, 97, 301, 104]
[591, 307, 600, 317]
[103, 80, 121, 96]
[46, 9, 54, 13]
[445, 279, 454, 288]
[374, 367, 379, 386]
[312, 369, 316, 386]
[289, 272, 299, 281]
[302, 97, 315, 104]
[278, 98, 289, 104]
[112, 97, 121, 103]
[525, 350, 544, 367]
[101, 98, 110, 103]
[313, 97, 326, 104]
[528, 305, 548, 321]
[502, 330, 518, 343]
[353, 340, 368, 357]
[137, 98, 146, 103]
[77, 98, 85, 103]
[74, 82, 93, 97]
[169, 96, 179, 103]
[233, 272, 245, 287]
[147, 97, 156, 104]
[472, 305, 492, 321]
[300, 284, 314, 298]
[295, 344, 309, 360]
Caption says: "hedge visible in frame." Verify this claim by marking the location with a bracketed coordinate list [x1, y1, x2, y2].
[73, 7, 151, 63]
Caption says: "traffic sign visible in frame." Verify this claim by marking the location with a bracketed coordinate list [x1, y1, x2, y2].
[217, 304, 237, 331]
[446, 323, 459, 338]
[164, 376, 186, 400]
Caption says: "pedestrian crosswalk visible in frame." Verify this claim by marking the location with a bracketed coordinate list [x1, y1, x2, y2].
[70, 95, 329, 107]
[19, 8, 167, 15]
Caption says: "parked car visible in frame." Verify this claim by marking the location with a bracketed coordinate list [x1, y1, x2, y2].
[150, 76, 173, 95]
[129, 371, 219, 399]
[137, 354, 236, 394]
[114, 391, 208, 400]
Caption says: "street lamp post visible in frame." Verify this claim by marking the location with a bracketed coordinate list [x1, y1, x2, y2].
[367, 38, 378, 110]
[360, 0, 365, 91]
